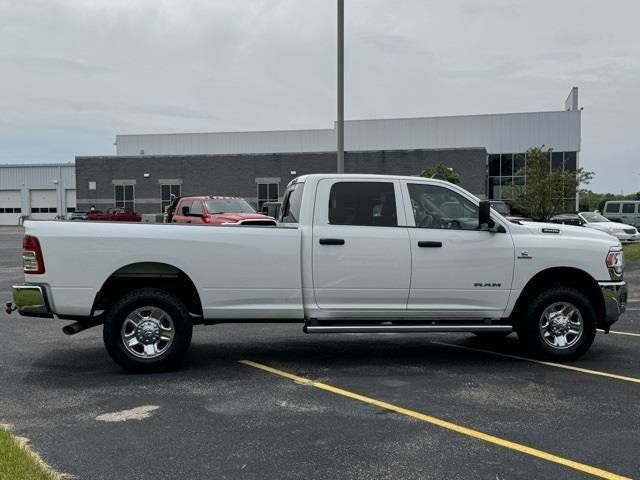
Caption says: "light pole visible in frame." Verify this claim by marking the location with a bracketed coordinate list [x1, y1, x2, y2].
[337, 0, 344, 173]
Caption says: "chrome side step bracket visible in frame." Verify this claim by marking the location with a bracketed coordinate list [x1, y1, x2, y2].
[303, 324, 513, 334]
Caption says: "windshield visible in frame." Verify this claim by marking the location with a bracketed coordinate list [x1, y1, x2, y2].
[205, 198, 255, 214]
[579, 212, 609, 223]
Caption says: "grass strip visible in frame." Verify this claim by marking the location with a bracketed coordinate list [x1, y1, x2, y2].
[0, 424, 67, 480]
[623, 243, 640, 262]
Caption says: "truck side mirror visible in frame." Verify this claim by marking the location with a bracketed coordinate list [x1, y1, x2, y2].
[479, 200, 492, 230]
[181, 206, 190, 216]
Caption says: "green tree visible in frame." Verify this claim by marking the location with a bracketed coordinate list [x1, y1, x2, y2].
[504, 147, 593, 221]
[420, 163, 460, 184]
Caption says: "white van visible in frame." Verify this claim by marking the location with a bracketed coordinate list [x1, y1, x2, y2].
[603, 201, 640, 227]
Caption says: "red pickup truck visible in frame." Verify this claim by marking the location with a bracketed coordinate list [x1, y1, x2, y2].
[168, 196, 276, 225]
[86, 207, 142, 222]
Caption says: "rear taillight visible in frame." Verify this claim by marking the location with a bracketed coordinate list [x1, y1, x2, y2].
[23, 235, 45, 274]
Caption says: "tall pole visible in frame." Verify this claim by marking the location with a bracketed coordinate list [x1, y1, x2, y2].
[337, 0, 344, 173]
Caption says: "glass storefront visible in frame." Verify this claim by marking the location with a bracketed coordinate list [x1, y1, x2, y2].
[488, 151, 577, 209]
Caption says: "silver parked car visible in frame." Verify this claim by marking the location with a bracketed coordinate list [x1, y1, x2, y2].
[579, 211, 640, 243]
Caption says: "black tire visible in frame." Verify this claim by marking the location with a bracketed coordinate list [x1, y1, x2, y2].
[103, 288, 192, 372]
[517, 286, 596, 360]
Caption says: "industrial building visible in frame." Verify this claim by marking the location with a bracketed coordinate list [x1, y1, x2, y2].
[75, 88, 581, 215]
[0, 89, 579, 219]
[0, 163, 76, 225]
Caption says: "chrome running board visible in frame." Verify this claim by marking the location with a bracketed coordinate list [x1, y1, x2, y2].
[303, 324, 513, 334]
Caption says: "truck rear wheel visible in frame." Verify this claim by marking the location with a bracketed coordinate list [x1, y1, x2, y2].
[517, 286, 596, 360]
[103, 288, 192, 372]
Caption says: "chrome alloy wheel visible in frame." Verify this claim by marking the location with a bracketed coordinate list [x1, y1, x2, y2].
[121, 306, 175, 359]
[539, 302, 583, 350]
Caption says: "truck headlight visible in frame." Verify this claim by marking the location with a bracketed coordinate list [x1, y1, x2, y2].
[606, 250, 624, 276]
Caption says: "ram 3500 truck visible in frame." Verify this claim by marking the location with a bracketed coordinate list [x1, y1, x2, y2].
[7, 174, 627, 372]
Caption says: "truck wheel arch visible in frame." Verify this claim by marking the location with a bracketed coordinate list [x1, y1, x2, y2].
[512, 267, 605, 327]
[93, 262, 203, 319]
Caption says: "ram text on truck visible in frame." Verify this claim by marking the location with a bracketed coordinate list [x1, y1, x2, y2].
[7, 174, 627, 372]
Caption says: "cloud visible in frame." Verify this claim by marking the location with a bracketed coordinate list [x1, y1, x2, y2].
[0, 0, 639, 192]
[0, 54, 112, 74]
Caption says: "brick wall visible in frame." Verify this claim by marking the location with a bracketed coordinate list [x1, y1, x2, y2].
[75, 148, 487, 214]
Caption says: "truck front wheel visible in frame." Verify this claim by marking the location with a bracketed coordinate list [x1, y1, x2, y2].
[103, 288, 193, 372]
[517, 286, 596, 360]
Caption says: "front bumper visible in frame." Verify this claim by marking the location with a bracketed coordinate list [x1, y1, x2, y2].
[8, 285, 53, 318]
[599, 281, 627, 327]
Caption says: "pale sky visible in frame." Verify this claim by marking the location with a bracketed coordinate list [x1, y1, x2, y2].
[1, 0, 639, 193]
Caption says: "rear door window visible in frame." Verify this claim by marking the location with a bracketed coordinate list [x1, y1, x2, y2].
[280, 183, 304, 223]
[605, 203, 620, 213]
[622, 203, 636, 214]
[328, 182, 397, 227]
[178, 199, 193, 215]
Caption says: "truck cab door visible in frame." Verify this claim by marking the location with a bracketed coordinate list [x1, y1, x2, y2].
[311, 179, 411, 313]
[173, 199, 192, 223]
[401, 181, 514, 319]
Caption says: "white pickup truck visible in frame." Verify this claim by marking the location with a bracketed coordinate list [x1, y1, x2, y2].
[8, 174, 627, 372]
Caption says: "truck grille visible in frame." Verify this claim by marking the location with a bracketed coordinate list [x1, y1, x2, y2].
[624, 229, 636, 234]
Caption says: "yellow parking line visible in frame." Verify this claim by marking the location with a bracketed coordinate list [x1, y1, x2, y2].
[598, 329, 640, 338]
[432, 342, 640, 384]
[240, 360, 629, 480]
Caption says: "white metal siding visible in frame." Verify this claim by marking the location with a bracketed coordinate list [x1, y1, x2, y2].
[0, 164, 75, 223]
[116, 111, 581, 156]
[0, 164, 75, 190]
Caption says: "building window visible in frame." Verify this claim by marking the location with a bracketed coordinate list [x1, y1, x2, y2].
[551, 152, 564, 171]
[501, 154, 513, 176]
[488, 151, 577, 200]
[88, 181, 96, 191]
[114, 185, 135, 211]
[31, 207, 57, 213]
[161, 184, 181, 212]
[564, 152, 577, 172]
[67, 207, 76, 213]
[514, 153, 525, 174]
[488, 155, 500, 177]
[257, 183, 279, 210]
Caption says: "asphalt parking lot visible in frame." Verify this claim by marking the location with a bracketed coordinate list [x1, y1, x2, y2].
[1, 226, 639, 480]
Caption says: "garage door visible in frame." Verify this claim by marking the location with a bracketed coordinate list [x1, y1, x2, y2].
[30, 189, 58, 220]
[0, 190, 21, 225]
[65, 189, 77, 213]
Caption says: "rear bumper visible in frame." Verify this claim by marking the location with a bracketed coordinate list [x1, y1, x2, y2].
[10, 284, 53, 318]
[599, 281, 627, 327]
